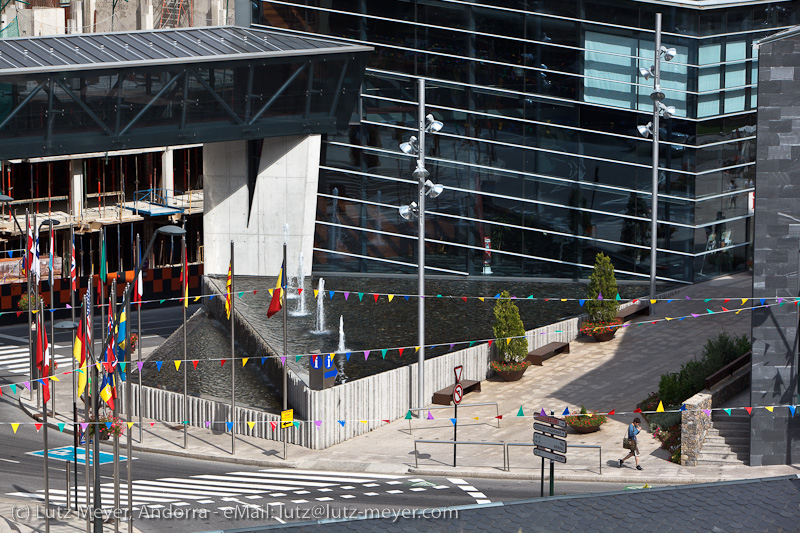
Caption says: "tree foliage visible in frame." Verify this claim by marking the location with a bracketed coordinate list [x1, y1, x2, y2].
[493, 290, 528, 363]
[585, 252, 620, 323]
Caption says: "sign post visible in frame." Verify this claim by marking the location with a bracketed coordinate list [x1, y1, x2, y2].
[533, 411, 567, 497]
[281, 409, 293, 460]
[453, 366, 462, 467]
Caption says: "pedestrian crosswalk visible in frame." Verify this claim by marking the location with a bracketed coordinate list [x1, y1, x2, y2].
[0, 341, 69, 375]
[8, 468, 453, 512]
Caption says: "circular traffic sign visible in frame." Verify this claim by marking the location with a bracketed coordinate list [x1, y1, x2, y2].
[453, 383, 464, 405]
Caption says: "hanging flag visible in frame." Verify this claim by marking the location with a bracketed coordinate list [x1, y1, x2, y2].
[73, 317, 87, 397]
[134, 240, 143, 307]
[48, 221, 54, 282]
[33, 220, 40, 284]
[35, 314, 51, 404]
[70, 232, 77, 291]
[22, 218, 32, 278]
[99, 228, 107, 283]
[225, 262, 232, 319]
[115, 309, 127, 382]
[99, 373, 115, 410]
[267, 261, 284, 318]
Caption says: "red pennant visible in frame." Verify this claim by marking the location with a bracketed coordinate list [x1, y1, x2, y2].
[373, 294, 379, 302]
[35, 423, 42, 432]
[608, 409, 615, 415]
[745, 407, 752, 415]
[150, 422, 155, 427]
[632, 299, 638, 303]
[253, 290, 258, 295]
[462, 297, 468, 303]
[544, 298, 550, 301]
[634, 408, 642, 413]
[298, 288, 303, 295]
[16, 311, 21, 317]
[398, 348, 404, 357]
[721, 307, 729, 312]
[192, 360, 198, 369]
[488, 340, 494, 347]
[382, 419, 390, 423]
[724, 298, 730, 303]
[495, 415, 503, 420]
[270, 421, 277, 431]
[220, 359, 226, 367]
[0, 387, 3, 396]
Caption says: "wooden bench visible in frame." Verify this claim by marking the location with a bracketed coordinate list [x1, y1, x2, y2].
[526, 342, 570, 366]
[617, 301, 650, 322]
[432, 380, 481, 405]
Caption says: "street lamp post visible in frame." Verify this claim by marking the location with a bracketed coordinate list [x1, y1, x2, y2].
[54, 319, 79, 510]
[637, 13, 676, 311]
[398, 78, 444, 413]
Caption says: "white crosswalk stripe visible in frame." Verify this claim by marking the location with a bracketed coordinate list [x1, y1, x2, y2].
[0, 341, 69, 374]
[7, 468, 425, 512]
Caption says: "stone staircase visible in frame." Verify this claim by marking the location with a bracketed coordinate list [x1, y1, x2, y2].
[696, 411, 750, 465]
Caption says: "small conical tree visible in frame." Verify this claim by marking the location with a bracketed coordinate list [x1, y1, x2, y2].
[493, 291, 528, 363]
[586, 252, 620, 323]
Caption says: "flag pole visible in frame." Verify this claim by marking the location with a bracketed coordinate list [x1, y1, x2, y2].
[83, 293, 91, 533]
[92, 265, 102, 533]
[40, 300, 50, 533]
[34, 213, 39, 409]
[69, 223, 78, 511]
[111, 280, 120, 533]
[182, 232, 188, 449]
[26, 209, 32, 403]
[125, 284, 133, 533]
[136, 233, 142, 443]
[282, 240, 288, 460]
[48, 218, 55, 415]
[230, 240, 235, 455]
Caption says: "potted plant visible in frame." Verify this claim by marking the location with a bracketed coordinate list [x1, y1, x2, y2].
[491, 290, 530, 381]
[88, 415, 125, 441]
[17, 293, 30, 312]
[580, 252, 622, 342]
[565, 405, 608, 434]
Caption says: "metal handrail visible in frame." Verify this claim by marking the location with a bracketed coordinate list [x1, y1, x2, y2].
[506, 442, 602, 474]
[414, 439, 507, 470]
[407, 402, 501, 433]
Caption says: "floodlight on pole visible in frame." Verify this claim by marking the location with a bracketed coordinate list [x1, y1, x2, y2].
[425, 114, 443, 133]
[639, 66, 653, 80]
[398, 202, 418, 221]
[399, 136, 418, 155]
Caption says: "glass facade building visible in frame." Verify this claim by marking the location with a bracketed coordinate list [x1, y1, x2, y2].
[255, 1, 796, 283]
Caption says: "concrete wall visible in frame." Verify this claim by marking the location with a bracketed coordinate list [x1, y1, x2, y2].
[750, 35, 800, 466]
[203, 137, 320, 278]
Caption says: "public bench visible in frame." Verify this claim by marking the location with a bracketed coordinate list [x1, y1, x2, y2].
[432, 380, 481, 405]
[617, 301, 650, 322]
[526, 341, 570, 366]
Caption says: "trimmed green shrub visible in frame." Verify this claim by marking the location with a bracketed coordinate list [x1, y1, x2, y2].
[493, 290, 527, 363]
[585, 253, 620, 324]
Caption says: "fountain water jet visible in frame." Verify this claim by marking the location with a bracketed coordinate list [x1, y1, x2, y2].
[338, 315, 347, 353]
[291, 252, 309, 316]
[311, 278, 327, 334]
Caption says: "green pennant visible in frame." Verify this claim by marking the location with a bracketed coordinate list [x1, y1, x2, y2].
[615, 294, 621, 301]
[706, 309, 714, 314]
[704, 299, 711, 302]
[295, 355, 302, 363]
[516, 406, 524, 417]
[159, 299, 166, 304]
[405, 410, 413, 420]
[527, 295, 534, 299]
[238, 291, 244, 298]
[437, 294, 443, 298]
[381, 349, 387, 359]
[119, 362, 126, 372]
[57, 423, 65, 432]
[358, 293, 364, 301]
[469, 341, 475, 347]
[724, 408, 732, 416]
[293, 421, 299, 428]
[10, 384, 16, 395]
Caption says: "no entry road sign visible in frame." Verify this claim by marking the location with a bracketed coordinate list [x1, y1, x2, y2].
[453, 383, 463, 405]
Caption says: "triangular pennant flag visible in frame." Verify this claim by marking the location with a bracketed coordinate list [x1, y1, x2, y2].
[427, 411, 434, 420]
[540, 408, 546, 417]
[469, 341, 475, 347]
[398, 348, 404, 357]
[11, 423, 19, 433]
[706, 309, 714, 314]
[741, 298, 748, 305]
[119, 362, 126, 373]
[159, 299, 166, 304]
[579, 299, 585, 307]
[721, 307, 729, 312]
[450, 343, 455, 350]
[136, 361, 144, 372]
[724, 408, 732, 416]
[226, 422, 233, 431]
[650, 299, 657, 304]
[373, 293, 379, 302]
[562, 407, 570, 416]
[127, 422, 135, 429]
[516, 406, 524, 417]
[381, 349, 387, 359]
[382, 419, 390, 423]
[156, 361, 163, 371]
[364, 350, 370, 361]
[58, 423, 65, 432]
[450, 418, 457, 425]
[691, 313, 700, 318]
[608, 409, 615, 416]
[21, 382, 29, 390]
[105, 422, 112, 430]
[404, 295, 410, 302]
[615, 294, 621, 301]
[270, 421, 277, 431]
[496, 415, 503, 420]
[358, 293, 364, 301]
[765, 406, 774, 412]
[9, 384, 15, 395]
[344, 292, 350, 300]
[702, 409, 711, 416]
[314, 289, 319, 299]
[597, 292, 603, 300]
[315, 420, 322, 428]
[487, 340, 494, 347]
[150, 422, 155, 427]
[760, 299, 766, 306]
[656, 401, 665, 413]
[790, 406, 796, 416]
[462, 297, 468, 303]
[634, 408, 642, 413]
[80, 423, 88, 432]
[296, 355, 302, 363]
[478, 297, 484, 302]
[292, 422, 299, 428]
[261, 357, 266, 365]
[328, 290, 334, 300]
[205, 421, 211, 428]
[193, 360, 198, 369]
[680, 404, 687, 411]
[209, 295, 215, 300]
[242, 357, 249, 367]
[238, 291, 244, 298]
[346, 352, 351, 361]
[268, 288, 274, 297]
[506, 338, 511, 345]
[174, 360, 181, 371]
[744, 407, 752, 415]
[405, 411, 413, 420]
[360, 420, 368, 425]
[221, 359, 226, 367]
[280, 356, 286, 365]
[194, 296, 201, 302]
[247, 421, 255, 430]
[338, 420, 345, 427]
[388, 294, 394, 302]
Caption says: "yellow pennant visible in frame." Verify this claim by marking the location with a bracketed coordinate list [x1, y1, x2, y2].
[96, 362, 102, 372]
[656, 401, 665, 412]
[32, 310, 38, 314]
[194, 296, 201, 302]
[506, 338, 511, 344]
[665, 317, 673, 321]
[360, 420, 367, 425]
[175, 360, 181, 371]
[388, 294, 394, 302]
[50, 376, 59, 382]
[247, 421, 255, 430]
[268, 289, 273, 297]
[736, 309, 742, 314]
[561, 299, 567, 302]
[765, 406, 774, 412]
[478, 297, 484, 302]
[127, 422, 135, 429]
[415, 347, 420, 353]
[472, 417, 479, 421]
[11, 423, 19, 433]
[328, 353, 334, 364]
[314, 290, 319, 299]
[741, 298, 749, 305]
[650, 299, 657, 304]
[242, 358, 249, 367]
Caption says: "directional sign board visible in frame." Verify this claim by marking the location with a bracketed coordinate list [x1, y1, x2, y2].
[534, 414, 567, 428]
[453, 383, 463, 405]
[534, 432, 567, 453]
[534, 447, 567, 464]
[533, 423, 567, 438]
[281, 409, 294, 429]
[30, 446, 127, 466]
[454, 365, 463, 384]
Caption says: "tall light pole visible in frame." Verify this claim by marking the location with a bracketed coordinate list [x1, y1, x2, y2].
[637, 13, 676, 310]
[398, 78, 444, 413]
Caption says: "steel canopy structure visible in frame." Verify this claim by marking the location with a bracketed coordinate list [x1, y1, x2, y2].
[0, 26, 372, 159]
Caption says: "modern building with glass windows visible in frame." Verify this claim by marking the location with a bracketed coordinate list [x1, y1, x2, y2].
[254, 1, 796, 284]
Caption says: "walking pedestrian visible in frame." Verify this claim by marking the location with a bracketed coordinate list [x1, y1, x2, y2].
[619, 417, 644, 470]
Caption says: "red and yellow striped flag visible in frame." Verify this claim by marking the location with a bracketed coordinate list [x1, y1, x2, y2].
[225, 262, 232, 319]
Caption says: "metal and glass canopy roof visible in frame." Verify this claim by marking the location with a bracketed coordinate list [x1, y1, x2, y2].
[0, 26, 372, 159]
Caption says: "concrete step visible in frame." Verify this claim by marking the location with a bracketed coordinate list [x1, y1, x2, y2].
[695, 457, 747, 466]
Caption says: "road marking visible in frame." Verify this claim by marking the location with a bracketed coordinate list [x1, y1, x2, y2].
[364, 492, 379, 496]
[448, 478, 467, 484]
[0, 458, 20, 464]
[264, 468, 404, 479]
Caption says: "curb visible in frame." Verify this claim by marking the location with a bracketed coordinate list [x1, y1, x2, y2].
[408, 467, 725, 485]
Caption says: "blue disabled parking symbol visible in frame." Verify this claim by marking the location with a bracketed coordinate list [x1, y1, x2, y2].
[30, 446, 127, 466]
